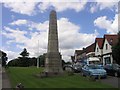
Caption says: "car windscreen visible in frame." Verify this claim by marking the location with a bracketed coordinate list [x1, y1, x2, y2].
[88, 65, 102, 69]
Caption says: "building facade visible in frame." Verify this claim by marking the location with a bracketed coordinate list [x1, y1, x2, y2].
[74, 34, 118, 66]
[95, 35, 118, 65]
[74, 43, 95, 63]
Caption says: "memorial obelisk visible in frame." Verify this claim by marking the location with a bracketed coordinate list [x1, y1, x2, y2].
[45, 10, 63, 75]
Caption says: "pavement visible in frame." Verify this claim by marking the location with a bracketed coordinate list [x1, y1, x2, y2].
[1, 67, 11, 89]
[100, 76, 120, 88]
[0, 69, 2, 90]
[0, 65, 2, 90]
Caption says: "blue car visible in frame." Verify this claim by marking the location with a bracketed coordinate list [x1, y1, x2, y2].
[82, 64, 107, 79]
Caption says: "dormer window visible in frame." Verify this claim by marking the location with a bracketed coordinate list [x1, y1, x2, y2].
[106, 44, 108, 50]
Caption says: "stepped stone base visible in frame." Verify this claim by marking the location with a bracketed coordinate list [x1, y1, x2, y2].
[45, 52, 63, 74]
[37, 71, 65, 78]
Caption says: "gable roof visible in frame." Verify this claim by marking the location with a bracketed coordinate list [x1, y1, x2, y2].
[75, 43, 95, 56]
[104, 34, 118, 46]
[95, 38, 104, 49]
[84, 43, 95, 53]
[75, 50, 83, 56]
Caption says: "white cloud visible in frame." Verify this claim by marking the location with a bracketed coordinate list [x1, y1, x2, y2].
[10, 19, 49, 31]
[2, 26, 29, 44]
[94, 14, 118, 34]
[3, 17, 98, 61]
[6, 50, 20, 62]
[10, 19, 28, 25]
[4, 2, 37, 16]
[90, 1, 118, 13]
[30, 21, 49, 31]
[3, 1, 87, 15]
[3, 0, 119, 15]
[97, 1, 117, 11]
[58, 18, 98, 50]
[38, 1, 87, 13]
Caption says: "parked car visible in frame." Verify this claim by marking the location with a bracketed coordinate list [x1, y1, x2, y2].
[81, 64, 107, 79]
[104, 64, 120, 77]
[72, 64, 83, 73]
[63, 64, 73, 72]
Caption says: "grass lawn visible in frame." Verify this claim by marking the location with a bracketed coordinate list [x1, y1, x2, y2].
[6, 67, 114, 88]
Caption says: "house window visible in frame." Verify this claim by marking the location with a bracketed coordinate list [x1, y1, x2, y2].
[104, 57, 111, 65]
[106, 44, 108, 50]
[97, 48, 99, 52]
[110, 38, 113, 45]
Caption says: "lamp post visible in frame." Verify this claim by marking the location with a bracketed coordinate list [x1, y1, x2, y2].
[37, 57, 39, 68]
[37, 40, 39, 68]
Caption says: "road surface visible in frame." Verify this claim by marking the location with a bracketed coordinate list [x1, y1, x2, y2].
[1, 68, 11, 89]
[0, 65, 2, 89]
[100, 76, 119, 88]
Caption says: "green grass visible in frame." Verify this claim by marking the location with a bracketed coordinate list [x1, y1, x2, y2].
[6, 67, 114, 88]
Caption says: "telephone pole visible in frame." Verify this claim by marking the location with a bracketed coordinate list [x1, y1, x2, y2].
[37, 40, 39, 68]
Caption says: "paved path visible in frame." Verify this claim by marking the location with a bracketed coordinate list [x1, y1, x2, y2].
[100, 76, 120, 88]
[0, 68, 2, 90]
[2, 68, 11, 89]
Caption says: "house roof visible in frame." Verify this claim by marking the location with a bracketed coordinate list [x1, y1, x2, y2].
[95, 38, 104, 49]
[104, 34, 118, 46]
[75, 43, 95, 56]
[84, 43, 95, 54]
[74, 34, 118, 57]
[75, 50, 83, 56]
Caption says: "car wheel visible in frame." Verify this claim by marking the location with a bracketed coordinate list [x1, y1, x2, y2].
[114, 72, 118, 77]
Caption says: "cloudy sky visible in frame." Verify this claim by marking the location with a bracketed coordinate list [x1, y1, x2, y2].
[0, 0, 119, 62]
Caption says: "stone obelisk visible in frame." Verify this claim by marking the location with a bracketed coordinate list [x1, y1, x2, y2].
[45, 10, 63, 75]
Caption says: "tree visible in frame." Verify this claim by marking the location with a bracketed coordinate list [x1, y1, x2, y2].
[29, 57, 37, 66]
[8, 57, 37, 67]
[19, 48, 30, 67]
[8, 58, 18, 66]
[112, 31, 120, 65]
[20, 48, 29, 57]
[8, 49, 37, 67]
[39, 53, 46, 67]
[1, 51, 8, 67]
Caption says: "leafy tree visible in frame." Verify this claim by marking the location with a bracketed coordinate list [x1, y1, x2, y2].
[1, 51, 8, 67]
[8, 58, 18, 66]
[112, 31, 120, 65]
[38, 53, 46, 67]
[29, 57, 37, 66]
[8, 57, 37, 67]
[20, 48, 29, 57]
[8, 49, 37, 67]
[19, 48, 30, 67]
